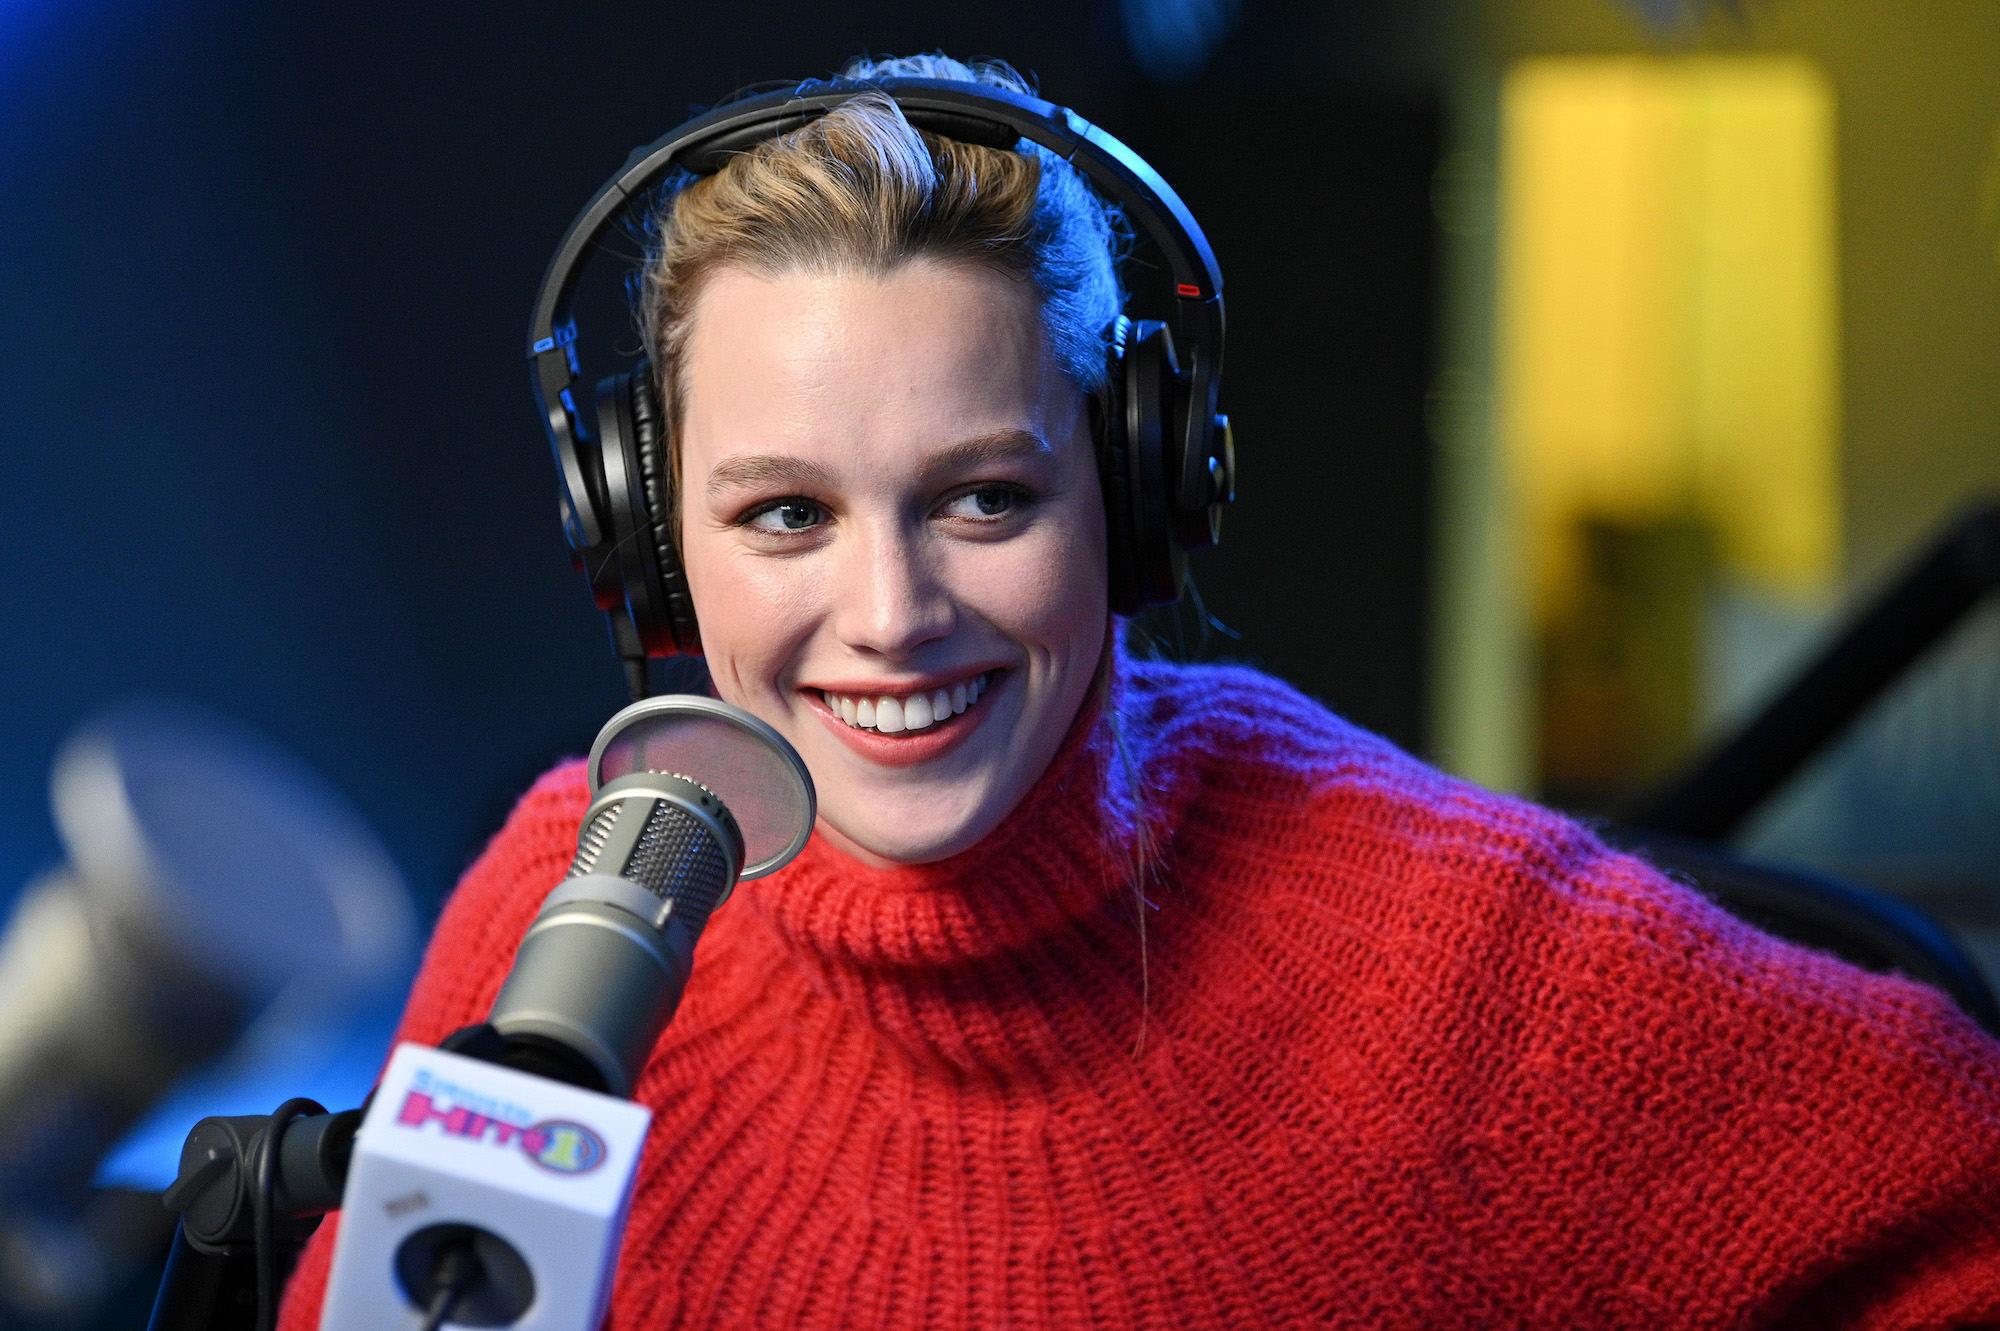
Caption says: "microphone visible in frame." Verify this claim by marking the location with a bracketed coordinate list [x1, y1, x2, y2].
[320, 695, 814, 1331]
[484, 694, 814, 1096]
[0, 700, 412, 1326]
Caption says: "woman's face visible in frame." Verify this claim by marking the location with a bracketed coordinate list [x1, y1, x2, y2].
[675, 260, 1109, 867]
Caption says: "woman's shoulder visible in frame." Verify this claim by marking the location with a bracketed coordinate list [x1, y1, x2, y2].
[1129, 654, 2000, 1109]
[1120, 654, 1382, 767]
[1124, 653, 1622, 855]
[1135, 660, 2000, 1310]
[1117, 655, 1423, 816]
[1119, 654, 1555, 856]
[1119, 655, 1611, 958]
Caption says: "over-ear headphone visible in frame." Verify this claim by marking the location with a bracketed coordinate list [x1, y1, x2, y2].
[528, 77, 1234, 699]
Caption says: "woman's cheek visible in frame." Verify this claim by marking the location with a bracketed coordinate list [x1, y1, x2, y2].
[691, 540, 826, 707]
[986, 508, 1106, 650]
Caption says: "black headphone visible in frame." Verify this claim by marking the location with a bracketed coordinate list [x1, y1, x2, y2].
[528, 77, 1233, 699]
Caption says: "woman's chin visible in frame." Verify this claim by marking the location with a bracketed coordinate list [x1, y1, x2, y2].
[811, 804, 1003, 871]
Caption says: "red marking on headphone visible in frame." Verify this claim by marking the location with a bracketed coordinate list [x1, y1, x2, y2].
[1175, 283, 1202, 298]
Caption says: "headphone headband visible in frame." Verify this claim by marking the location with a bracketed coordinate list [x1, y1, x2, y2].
[528, 77, 1227, 554]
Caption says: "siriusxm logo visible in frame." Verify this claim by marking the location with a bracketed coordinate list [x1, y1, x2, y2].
[396, 1089, 608, 1175]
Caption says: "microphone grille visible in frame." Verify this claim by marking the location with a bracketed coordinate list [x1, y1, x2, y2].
[568, 795, 733, 933]
[569, 805, 623, 878]
[625, 801, 732, 929]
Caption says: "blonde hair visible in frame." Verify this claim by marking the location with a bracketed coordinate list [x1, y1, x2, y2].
[636, 55, 1123, 458]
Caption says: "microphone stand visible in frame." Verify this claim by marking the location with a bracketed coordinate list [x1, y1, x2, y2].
[148, 1099, 356, 1331]
[147, 1026, 521, 1331]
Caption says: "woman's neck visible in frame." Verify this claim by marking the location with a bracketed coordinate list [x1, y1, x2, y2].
[722, 648, 1152, 1074]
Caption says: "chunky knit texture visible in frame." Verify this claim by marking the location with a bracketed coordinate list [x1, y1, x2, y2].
[283, 657, 2000, 1328]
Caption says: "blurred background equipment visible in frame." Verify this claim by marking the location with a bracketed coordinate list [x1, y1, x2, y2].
[0, 702, 414, 1328]
[1631, 504, 2000, 845]
[1501, 52, 1842, 811]
[1426, 0, 2000, 1005]
[1603, 502, 2000, 1029]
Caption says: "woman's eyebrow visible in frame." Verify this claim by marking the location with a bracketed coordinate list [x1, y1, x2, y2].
[919, 429, 1054, 481]
[705, 430, 1053, 499]
[705, 454, 839, 498]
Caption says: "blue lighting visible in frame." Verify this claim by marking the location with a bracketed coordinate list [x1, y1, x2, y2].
[1121, 0, 1239, 84]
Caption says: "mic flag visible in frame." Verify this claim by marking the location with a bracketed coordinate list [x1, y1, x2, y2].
[320, 1043, 649, 1331]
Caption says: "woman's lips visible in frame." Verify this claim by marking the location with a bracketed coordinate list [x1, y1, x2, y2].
[804, 670, 1001, 768]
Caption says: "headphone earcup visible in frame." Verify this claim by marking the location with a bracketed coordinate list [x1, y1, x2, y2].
[1096, 320, 1142, 617]
[594, 365, 701, 658]
[1118, 319, 1189, 609]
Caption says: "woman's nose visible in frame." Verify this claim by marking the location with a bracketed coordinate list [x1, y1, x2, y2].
[830, 525, 956, 661]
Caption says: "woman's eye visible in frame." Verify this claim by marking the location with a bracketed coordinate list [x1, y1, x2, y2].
[941, 486, 1026, 520]
[745, 499, 826, 533]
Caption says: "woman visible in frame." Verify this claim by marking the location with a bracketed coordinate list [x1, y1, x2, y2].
[283, 54, 2000, 1327]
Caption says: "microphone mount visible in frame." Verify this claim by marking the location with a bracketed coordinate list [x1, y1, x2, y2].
[148, 1023, 569, 1331]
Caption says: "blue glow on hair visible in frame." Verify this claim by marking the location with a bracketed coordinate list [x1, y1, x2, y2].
[838, 53, 1127, 394]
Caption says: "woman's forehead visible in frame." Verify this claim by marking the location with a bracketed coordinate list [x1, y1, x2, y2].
[684, 262, 1048, 393]
[678, 263, 1081, 483]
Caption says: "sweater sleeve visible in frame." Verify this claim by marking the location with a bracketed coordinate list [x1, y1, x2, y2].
[1279, 758, 2000, 1327]
[1050, 658, 2000, 1325]
[276, 759, 590, 1331]
[1518, 842, 2000, 1328]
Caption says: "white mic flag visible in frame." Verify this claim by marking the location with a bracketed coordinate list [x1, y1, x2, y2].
[320, 1043, 650, 1330]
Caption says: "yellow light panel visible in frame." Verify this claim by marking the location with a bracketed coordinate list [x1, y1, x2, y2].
[1498, 54, 1841, 623]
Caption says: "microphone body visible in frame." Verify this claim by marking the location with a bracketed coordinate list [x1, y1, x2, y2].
[487, 771, 743, 1097]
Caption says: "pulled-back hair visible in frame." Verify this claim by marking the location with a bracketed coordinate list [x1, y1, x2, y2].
[637, 54, 1124, 438]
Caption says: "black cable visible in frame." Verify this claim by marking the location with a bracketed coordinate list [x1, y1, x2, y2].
[418, 1240, 480, 1331]
[255, 1098, 323, 1331]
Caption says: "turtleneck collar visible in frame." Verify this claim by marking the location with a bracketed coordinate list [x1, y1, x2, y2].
[744, 651, 1143, 969]
[729, 648, 1156, 1072]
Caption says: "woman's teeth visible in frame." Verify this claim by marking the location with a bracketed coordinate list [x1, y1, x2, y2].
[824, 673, 990, 733]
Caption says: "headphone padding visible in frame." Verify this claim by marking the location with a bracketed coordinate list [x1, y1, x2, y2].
[625, 367, 701, 654]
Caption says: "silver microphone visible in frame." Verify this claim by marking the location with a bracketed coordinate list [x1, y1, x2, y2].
[486, 696, 814, 1097]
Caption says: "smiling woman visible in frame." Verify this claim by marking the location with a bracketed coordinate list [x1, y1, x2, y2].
[277, 52, 2000, 1331]
[677, 262, 1106, 865]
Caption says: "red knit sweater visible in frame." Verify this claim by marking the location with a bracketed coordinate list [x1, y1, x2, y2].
[283, 657, 2000, 1328]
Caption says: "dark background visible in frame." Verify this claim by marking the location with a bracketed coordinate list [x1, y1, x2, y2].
[0, 0, 1442, 919]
